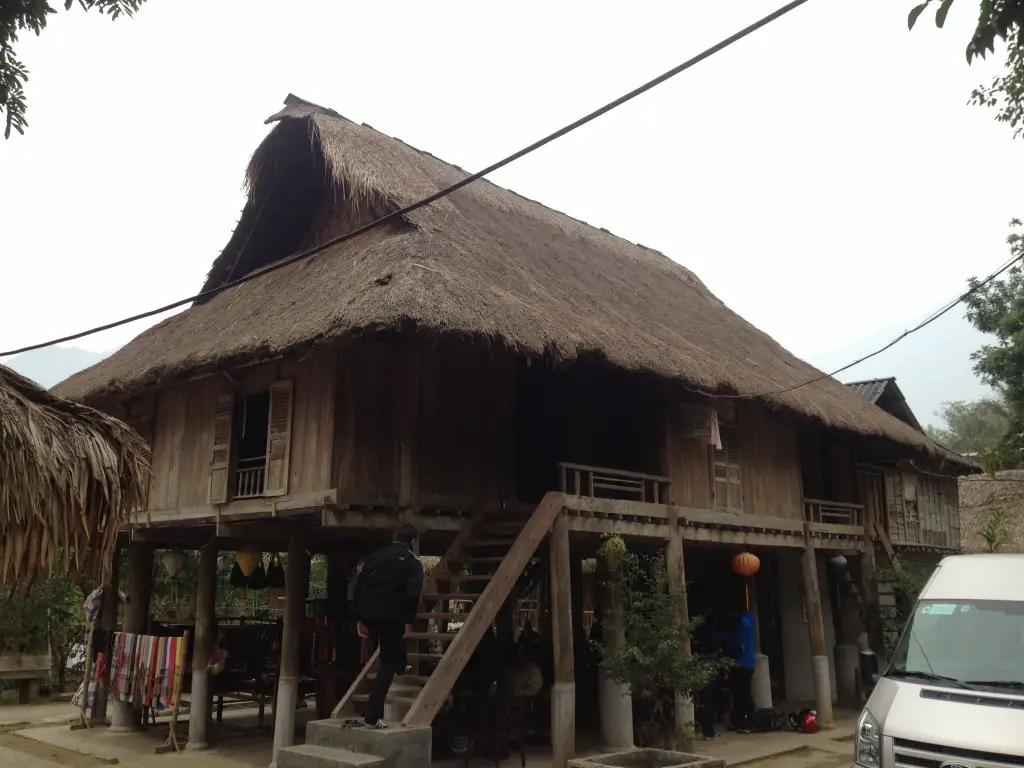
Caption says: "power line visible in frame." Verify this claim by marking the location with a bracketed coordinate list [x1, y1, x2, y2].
[689, 252, 1023, 401]
[0, 0, 814, 359]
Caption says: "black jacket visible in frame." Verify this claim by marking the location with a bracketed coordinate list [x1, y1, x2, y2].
[354, 542, 424, 623]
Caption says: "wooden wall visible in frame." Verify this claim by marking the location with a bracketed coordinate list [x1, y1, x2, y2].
[143, 350, 337, 516]
[333, 336, 516, 510]
[736, 403, 804, 519]
[884, 469, 960, 549]
[662, 399, 804, 517]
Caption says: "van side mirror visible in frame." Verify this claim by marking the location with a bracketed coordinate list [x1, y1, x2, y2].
[860, 650, 879, 694]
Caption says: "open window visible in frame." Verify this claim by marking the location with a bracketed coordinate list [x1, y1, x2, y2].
[712, 422, 742, 511]
[207, 380, 293, 504]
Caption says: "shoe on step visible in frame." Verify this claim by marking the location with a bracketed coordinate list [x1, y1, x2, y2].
[365, 719, 388, 729]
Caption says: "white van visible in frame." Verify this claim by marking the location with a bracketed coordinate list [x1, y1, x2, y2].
[854, 554, 1024, 766]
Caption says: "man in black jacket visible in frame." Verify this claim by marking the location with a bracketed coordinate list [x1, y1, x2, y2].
[354, 524, 424, 728]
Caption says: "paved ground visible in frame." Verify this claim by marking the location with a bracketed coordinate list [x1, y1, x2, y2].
[0, 701, 856, 767]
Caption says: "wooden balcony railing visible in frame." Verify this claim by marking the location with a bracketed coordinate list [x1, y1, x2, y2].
[558, 462, 671, 504]
[235, 457, 266, 499]
[803, 498, 864, 527]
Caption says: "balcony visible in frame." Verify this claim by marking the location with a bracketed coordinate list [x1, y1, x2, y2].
[234, 456, 266, 499]
[558, 462, 671, 504]
[803, 498, 864, 528]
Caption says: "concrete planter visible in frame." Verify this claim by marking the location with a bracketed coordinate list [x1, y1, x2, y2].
[570, 748, 725, 768]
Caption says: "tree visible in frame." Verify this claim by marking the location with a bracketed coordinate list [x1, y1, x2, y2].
[979, 506, 1011, 552]
[0, 0, 145, 139]
[925, 398, 1011, 454]
[908, 1, 1024, 136]
[964, 220, 1024, 466]
[593, 539, 727, 749]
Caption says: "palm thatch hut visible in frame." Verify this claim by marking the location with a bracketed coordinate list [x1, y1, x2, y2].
[0, 363, 149, 587]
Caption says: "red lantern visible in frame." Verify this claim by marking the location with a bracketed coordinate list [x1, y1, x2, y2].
[732, 552, 760, 578]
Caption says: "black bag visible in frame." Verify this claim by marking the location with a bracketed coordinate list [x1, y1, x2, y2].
[752, 708, 777, 732]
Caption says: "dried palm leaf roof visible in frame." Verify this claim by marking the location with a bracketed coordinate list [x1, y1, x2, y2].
[0, 363, 150, 587]
[56, 94, 935, 454]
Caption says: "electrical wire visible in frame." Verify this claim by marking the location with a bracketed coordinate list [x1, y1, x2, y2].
[687, 252, 1023, 400]
[0, 0, 813, 358]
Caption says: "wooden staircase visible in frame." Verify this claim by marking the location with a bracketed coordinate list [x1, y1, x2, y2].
[332, 492, 564, 727]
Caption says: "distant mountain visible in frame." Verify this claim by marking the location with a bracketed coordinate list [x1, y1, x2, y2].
[4, 346, 110, 389]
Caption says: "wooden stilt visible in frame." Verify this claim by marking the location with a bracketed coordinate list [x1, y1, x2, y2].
[111, 542, 153, 732]
[271, 537, 309, 768]
[549, 510, 575, 768]
[665, 506, 694, 751]
[92, 555, 121, 724]
[187, 541, 218, 751]
[801, 523, 834, 727]
[155, 630, 190, 754]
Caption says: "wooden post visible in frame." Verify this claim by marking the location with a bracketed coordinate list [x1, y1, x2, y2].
[188, 541, 218, 750]
[271, 537, 310, 768]
[665, 508, 694, 751]
[801, 523, 834, 727]
[570, 554, 585, 649]
[861, 506, 883, 657]
[91, 554, 121, 724]
[549, 511, 575, 768]
[110, 542, 152, 732]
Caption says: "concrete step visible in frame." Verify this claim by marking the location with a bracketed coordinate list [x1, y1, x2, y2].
[277, 744, 384, 768]
[305, 719, 433, 768]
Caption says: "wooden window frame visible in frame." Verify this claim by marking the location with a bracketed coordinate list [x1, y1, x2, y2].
[711, 421, 742, 512]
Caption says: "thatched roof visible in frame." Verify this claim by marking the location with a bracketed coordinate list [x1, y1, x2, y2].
[0, 364, 150, 586]
[55, 94, 936, 453]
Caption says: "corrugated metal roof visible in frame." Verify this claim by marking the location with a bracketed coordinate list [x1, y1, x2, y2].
[845, 378, 893, 405]
[844, 378, 981, 472]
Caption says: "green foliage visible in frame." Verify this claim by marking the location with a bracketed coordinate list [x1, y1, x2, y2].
[594, 546, 728, 747]
[964, 221, 1024, 466]
[878, 559, 933, 656]
[979, 505, 1011, 551]
[908, 1, 1024, 137]
[0, 0, 146, 138]
[926, 398, 1011, 454]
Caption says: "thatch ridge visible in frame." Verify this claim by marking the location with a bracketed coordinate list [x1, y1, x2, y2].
[55, 94, 936, 454]
[0, 364, 150, 586]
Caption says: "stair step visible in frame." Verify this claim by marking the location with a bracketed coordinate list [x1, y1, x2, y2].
[417, 612, 471, 621]
[351, 692, 418, 706]
[434, 573, 492, 581]
[449, 555, 506, 564]
[407, 652, 446, 662]
[423, 593, 480, 604]
[463, 537, 517, 548]
[277, 744, 384, 768]
[405, 632, 458, 643]
[367, 673, 430, 685]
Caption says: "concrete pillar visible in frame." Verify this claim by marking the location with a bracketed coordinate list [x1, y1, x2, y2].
[271, 537, 310, 768]
[751, 653, 772, 711]
[549, 512, 575, 768]
[834, 644, 859, 709]
[188, 541, 218, 750]
[91, 553, 121, 723]
[110, 542, 152, 732]
[596, 554, 632, 749]
[801, 523, 834, 727]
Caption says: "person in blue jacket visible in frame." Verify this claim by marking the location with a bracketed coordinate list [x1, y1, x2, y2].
[728, 610, 757, 733]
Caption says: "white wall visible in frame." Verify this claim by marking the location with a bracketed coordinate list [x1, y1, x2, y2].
[778, 550, 837, 704]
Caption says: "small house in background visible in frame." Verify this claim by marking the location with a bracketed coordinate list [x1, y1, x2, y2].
[846, 378, 981, 554]
[54, 95, 973, 764]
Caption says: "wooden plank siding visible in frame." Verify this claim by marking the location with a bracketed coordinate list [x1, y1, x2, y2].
[736, 404, 804, 519]
[884, 469, 960, 550]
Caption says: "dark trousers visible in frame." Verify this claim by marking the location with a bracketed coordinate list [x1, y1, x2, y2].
[730, 667, 754, 730]
[364, 620, 407, 723]
[697, 682, 718, 737]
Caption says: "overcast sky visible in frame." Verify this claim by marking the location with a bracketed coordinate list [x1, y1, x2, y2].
[0, 0, 1017, 419]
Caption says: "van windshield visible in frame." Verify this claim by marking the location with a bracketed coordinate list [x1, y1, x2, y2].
[890, 599, 1024, 691]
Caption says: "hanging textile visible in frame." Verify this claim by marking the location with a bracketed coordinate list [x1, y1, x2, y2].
[108, 632, 185, 710]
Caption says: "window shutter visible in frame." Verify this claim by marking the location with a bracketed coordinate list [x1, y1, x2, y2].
[207, 394, 234, 505]
[713, 424, 742, 511]
[264, 379, 294, 497]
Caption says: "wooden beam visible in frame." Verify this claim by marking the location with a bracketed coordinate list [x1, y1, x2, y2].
[549, 508, 575, 768]
[402, 492, 565, 727]
[801, 522, 834, 728]
[187, 541, 218, 751]
[143, 489, 337, 526]
[271, 535, 309, 767]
